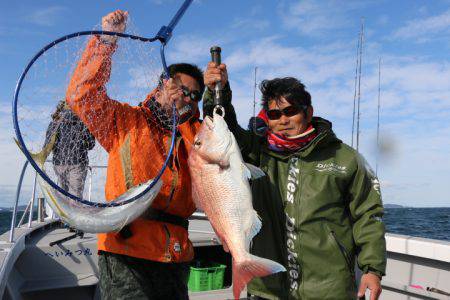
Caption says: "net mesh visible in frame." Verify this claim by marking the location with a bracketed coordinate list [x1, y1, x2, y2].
[16, 24, 175, 205]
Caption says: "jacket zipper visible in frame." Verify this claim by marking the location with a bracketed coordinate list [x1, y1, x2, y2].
[330, 230, 354, 276]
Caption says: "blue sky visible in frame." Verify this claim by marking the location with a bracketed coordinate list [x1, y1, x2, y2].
[1, 0, 449, 207]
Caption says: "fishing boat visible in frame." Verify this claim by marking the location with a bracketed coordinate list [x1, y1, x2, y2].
[0, 161, 449, 300]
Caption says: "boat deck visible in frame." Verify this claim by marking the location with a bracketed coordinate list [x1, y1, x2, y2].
[0, 219, 245, 299]
[0, 219, 449, 299]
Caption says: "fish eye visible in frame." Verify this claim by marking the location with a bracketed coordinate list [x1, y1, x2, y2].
[194, 140, 201, 146]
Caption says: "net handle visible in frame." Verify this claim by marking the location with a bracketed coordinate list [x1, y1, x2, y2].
[12, 0, 194, 207]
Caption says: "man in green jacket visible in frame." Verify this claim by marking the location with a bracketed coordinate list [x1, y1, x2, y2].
[203, 62, 386, 300]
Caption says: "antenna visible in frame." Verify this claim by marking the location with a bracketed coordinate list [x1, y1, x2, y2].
[376, 58, 381, 176]
[356, 17, 364, 151]
[351, 25, 361, 148]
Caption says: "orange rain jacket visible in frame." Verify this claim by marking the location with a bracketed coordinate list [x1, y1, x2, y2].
[66, 36, 199, 263]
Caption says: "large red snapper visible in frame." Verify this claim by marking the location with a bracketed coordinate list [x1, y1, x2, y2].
[188, 110, 286, 299]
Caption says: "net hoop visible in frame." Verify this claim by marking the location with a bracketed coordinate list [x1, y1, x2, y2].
[12, 30, 177, 208]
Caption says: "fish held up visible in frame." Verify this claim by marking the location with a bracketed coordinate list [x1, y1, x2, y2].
[188, 110, 286, 299]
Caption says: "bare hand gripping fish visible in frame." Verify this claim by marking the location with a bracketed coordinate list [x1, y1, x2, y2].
[188, 110, 286, 299]
[14, 137, 161, 233]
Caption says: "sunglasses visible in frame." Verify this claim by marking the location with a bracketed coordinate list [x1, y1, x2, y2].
[266, 105, 307, 120]
[181, 85, 202, 103]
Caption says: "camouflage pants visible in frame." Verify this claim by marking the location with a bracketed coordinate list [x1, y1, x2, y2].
[53, 164, 87, 198]
[98, 251, 190, 300]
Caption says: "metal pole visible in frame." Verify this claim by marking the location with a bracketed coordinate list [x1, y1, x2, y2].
[376, 58, 381, 176]
[9, 161, 29, 243]
[17, 200, 32, 227]
[38, 197, 45, 222]
[252, 67, 258, 133]
[351, 28, 361, 148]
[356, 18, 364, 151]
[87, 166, 93, 202]
[27, 170, 37, 228]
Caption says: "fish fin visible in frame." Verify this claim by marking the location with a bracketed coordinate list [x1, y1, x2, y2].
[222, 240, 230, 253]
[232, 255, 286, 299]
[244, 163, 265, 180]
[211, 229, 230, 252]
[245, 210, 262, 250]
[14, 134, 56, 168]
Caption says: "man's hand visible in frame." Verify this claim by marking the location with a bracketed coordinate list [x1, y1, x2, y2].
[358, 273, 382, 300]
[155, 78, 184, 111]
[101, 10, 128, 44]
[204, 61, 228, 91]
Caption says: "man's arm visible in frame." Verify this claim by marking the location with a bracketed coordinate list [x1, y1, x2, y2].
[348, 154, 386, 300]
[203, 62, 261, 164]
[65, 10, 137, 152]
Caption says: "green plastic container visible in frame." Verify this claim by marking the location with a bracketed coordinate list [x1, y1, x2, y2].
[188, 262, 226, 292]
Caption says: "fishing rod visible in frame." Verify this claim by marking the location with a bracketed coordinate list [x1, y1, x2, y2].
[210, 46, 225, 116]
[252, 66, 258, 134]
[376, 58, 381, 176]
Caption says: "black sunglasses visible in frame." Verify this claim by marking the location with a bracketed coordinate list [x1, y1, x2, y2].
[181, 85, 202, 102]
[266, 105, 307, 120]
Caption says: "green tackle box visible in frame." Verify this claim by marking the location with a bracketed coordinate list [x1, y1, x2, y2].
[188, 261, 227, 292]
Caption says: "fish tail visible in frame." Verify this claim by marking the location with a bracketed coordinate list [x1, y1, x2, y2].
[232, 254, 286, 299]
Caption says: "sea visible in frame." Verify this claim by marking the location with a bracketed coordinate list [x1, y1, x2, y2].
[0, 207, 448, 241]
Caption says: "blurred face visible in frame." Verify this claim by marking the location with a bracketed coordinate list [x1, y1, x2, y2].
[267, 97, 313, 137]
[173, 73, 201, 116]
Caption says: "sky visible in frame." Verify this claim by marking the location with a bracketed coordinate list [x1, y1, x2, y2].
[0, 0, 449, 207]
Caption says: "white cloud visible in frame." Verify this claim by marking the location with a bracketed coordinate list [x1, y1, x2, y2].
[127, 65, 162, 89]
[377, 15, 389, 26]
[277, 0, 362, 36]
[26, 6, 67, 27]
[230, 18, 270, 31]
[168, 34, 220, 63]
[149, 0, 165, 5]
[391, 9, 450, 41]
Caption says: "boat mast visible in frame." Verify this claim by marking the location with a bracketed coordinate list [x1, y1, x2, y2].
[376, 58, 381, 176]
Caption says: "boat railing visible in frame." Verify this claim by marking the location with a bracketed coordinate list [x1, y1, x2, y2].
[8, 161, 106, 243]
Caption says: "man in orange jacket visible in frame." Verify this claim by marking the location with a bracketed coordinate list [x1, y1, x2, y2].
[66, 10, 212, 299]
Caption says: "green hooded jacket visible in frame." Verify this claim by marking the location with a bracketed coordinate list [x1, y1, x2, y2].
[203, 84, 386, 300]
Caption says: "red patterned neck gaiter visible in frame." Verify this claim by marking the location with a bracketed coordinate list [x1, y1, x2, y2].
[267, 125, 317, 153]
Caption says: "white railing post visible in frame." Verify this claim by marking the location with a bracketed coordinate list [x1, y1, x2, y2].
[27, 170, 37, 228]
[9, 161, 29, 243]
